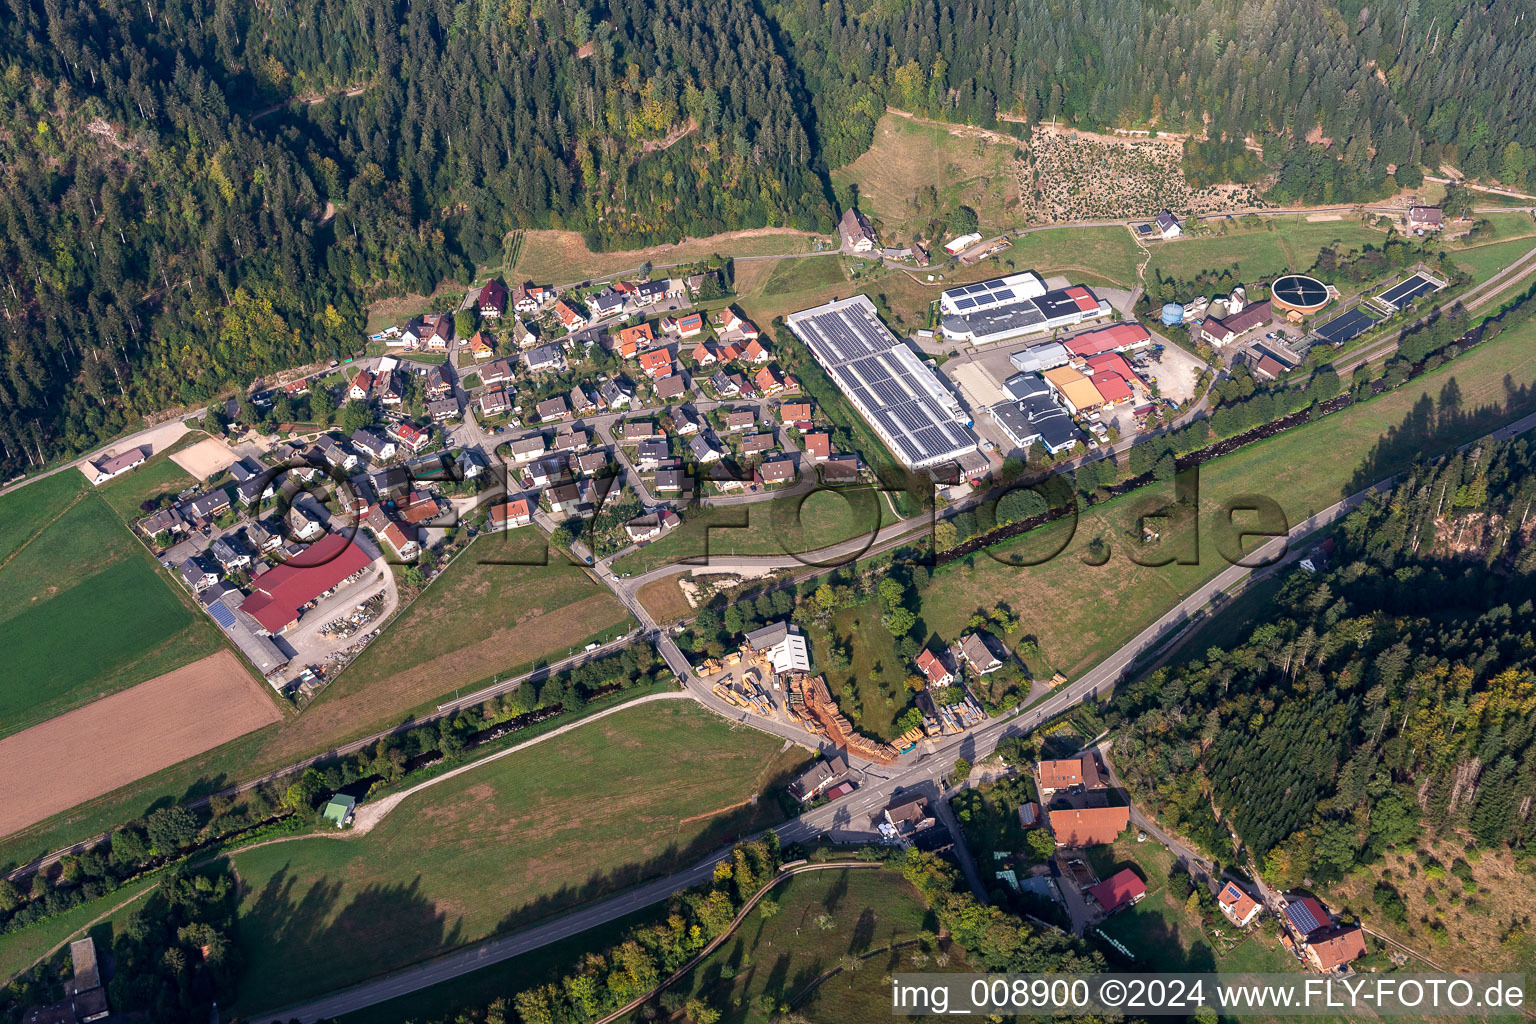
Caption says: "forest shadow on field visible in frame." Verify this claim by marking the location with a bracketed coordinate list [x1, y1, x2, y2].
[1344, 375, 1536, 498]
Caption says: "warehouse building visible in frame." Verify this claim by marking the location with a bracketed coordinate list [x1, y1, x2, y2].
[1008, 341, 1071, 374]
[990, 396, 1082, 454]
[1041, 365, 1108, 416]
[784, 296, 977, 470]
[940, 277, 1111, 345]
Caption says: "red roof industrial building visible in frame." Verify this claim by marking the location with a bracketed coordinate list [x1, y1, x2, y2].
[1064, 322, 1151, 357]
[240, 534, 373, 634]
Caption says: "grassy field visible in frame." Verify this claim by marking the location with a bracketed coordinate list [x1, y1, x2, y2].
[1089, 836, 1298, 974]
[0, 475, 223, 739]
[94, 435, 204, 521]
[635, 571, 696, 624]
[0, 471, 89, 563]
[638, 866, 951, 1024]
[1147, 217, 1392, 284]
[832, 112, 1018, 242]
[227, 701, 808, 1016]
[910, 313, 1536, 680]
[1003, 226, 1144, 288]
[761, 255, 848, 297]
[1451, 235, 1536, 283]
[806, 605, 911, 741]
[611, 488, 890, 577]
[508, 229, 825, 286]
[1457, 210, 1536, 243]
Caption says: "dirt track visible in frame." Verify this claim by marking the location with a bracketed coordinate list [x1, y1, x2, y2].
[0, 650, 281, 838]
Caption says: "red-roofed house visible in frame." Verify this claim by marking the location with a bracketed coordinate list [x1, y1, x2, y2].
[616, 322, 654, 356]
[1048, 806, 1129, 847]
[348, 369, 374, 401]
[915, 649, 954, 688]
[477, 279, 509, 319]
[1087, 869, 1146, 914]
[1036, 753, 1108, 796]
[754, 367, 785, 395]
[1306, 926, 1368, 972]
[717, 341, 743, 362]
[239, 534, 373, 634]
[804, 432, 831, 462]
[675, 313, 705, 338]
[780, 401, 813, 425]
[388, 421, 430, 453]
[1064, 322, 1151, 357]
[638, 349, 673, 378]
[1218, 882, 1262, 927]
[742, 338, 770, 363]
[690, 342, 718, 366]
[488, 497, 532, 531]
[554, 300, 587, 331]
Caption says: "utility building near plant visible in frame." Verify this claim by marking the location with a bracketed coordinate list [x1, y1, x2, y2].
[939, 271, 1111, 345]
[785, 296, 977, 470]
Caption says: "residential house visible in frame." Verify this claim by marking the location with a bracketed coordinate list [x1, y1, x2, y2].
[634, 439, 671, 470]
[615, 322, 654, 357]
[838, 208, 878, 252]
[689, 341, 718, 366]
[487, 497, 533, 531]
[480, 357, 517, 387]
[708, 370, 739, 397]
[398, 491, 441, 525]
[729, 373, 756, 398]
[87, 446, 148, 484]
[286, 504, 325, 542]
[426, 397, 459, 422]
[759, 457, 796, 486]
[509, 317, 538, 348]
[674, 312, 705, 338]
[638, 348, 673, 378]
[654, 374, 687, 403]
[185, 489, 232, 521]
[381, 519, 420, 561]
[369, 466, 412, 503]
[1048, 806, 1130, 847]
[741, 433, 776, 456]
[1088, 869, 1147, 914]
[915, 648, 955, 689]
[619, 419, 661, 442]
[423, 364, 454, 398]
[140, 506, 186, 540]
[1217, 882, 1262, 927]
[717, 340, 743, 362]
[247, 519, 283, 553]
[634, 280, 668, 306]
[804, 432, 832, 462]
[553, 425, 590, 452]
[478, 388, 511, 417]
[229, 457, 274, 507]
[723, 409, 754, 433]
[467, 330, 495, 360]
[374, 368, 406, 407]
[787, 755, 850, 802]
[624, 509, 681, 543]
[1198, 302, 1272, 347]
[821, 454, 861, 482]
[668, 408, 700, 435]
[512, 282, 547, 315]
[575, 451, 608, 476]
[571, 386, 596, 415]
[600, 378, 635, 410]
[879, 795, 938, 843]
[525, 342, 565, 373]
[1284, 896, 1333, 937]
[1305, 926, 1367, 973]
[1155, 209, 1182, 238]
[477, 279, 509, 318]
[507, 433, 547, 463]
[554, 299, 588, 331]
[211, 536, 251, 572]
[955, 632, 1003, 674]
[654, 468, 685, 494]
[427, 316, 453, 351]
[779, 401, 813, 426]
[1406, 205, 1444, 233]
[389, 421, 430, 454]
[689, 434, 723, 463]
[1036, 753, 1108, 797]
[742, 338, 770, 364]
[547, 481, 582, 516]
[754, 366, 785, 395]
[179, 556, 219, 592]
[528, 455, 570, 488]
[351, 427, 397, 463]
[587, 288, 627, 318]
[348, 368, 374, 401]
[399, 319, 431, 349]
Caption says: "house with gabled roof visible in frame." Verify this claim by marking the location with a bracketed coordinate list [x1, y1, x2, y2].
[477, 279, 509, 319]
[1048, 806, 1129, 847]
[351, 427, 397, 463]
[742, 338, 770, 363]
[480, 357, 517, 387]
[534, 396, 568, 423]
[759, 457, 796, 486]
[915, 648, 955, 689]
[348, 368, 375, 401]
[655, 374, 687, 402]
[512, 282, 548, 315]
[478, 388, 511, 417]
[389, 421, 430, 454]
[741, 432, 776, 456]
[689, 341, 718, 366]
[1088, 869, 1147, 914]
[423, 364, 454, 398]
[1305, 926, 1367, 973]
[526, 342, 565, 373]
[638, 348, 673, 379]
[488, 497, 533, 531]
[954, 632, 1003, 674]
[1217, 882, 1261, 927]
[708, 370, 739, 397]
[599, 378, 634, 409]
[725, 409, 755, 432]
[1036, 753, 1108, 797]
[689, 433, 724, 463]
[674, 312, 705, 338]
[754, 367, 785, 395]
[427, 397, 460, 422]
[467, 330, 495, 360]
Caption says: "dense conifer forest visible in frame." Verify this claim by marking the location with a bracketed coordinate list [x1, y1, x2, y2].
[1109, 436, 1536, 885]
[1, 0, 1532, 476]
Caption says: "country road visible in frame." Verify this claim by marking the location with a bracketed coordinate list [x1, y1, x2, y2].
[259, 405, 1536, 1024]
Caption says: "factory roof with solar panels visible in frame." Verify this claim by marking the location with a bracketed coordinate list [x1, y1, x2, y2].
[939, 272, 1111, 346]
[784, 295, 977, 470]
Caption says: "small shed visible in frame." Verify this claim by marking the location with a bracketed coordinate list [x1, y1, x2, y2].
[323, 794, 356, 827]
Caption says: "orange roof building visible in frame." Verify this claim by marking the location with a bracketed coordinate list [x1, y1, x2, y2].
[1218, 882, 1262, 927]
[1048, 806, 1129, 847]
[1305, 926, 1367, 972]
[1036, 754, 1107, 794]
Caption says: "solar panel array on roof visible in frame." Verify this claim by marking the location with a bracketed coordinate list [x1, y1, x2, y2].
[939, 272, 1046, 316]
[208, 601, 237, 629]
[1376, 273, 1440, 311]
[1313, 307, 1377, 346]
[786, 296, 976, 469]
[1284, 900, 1325, 935]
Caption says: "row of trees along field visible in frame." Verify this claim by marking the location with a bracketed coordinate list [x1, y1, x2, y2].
[2, 0, 1533, 479]
[1106, 435, 1536, 889]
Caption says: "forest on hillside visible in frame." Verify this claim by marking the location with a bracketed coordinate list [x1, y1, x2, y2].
[1, 0, 1533, 477]
[1109, 434, 1536, 888]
